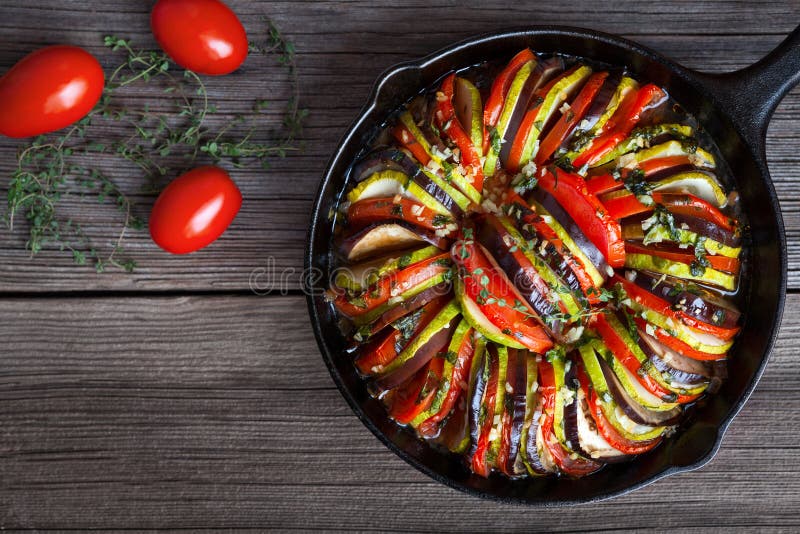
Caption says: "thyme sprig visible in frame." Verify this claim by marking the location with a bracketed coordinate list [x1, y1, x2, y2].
[6, 19, 306, 272]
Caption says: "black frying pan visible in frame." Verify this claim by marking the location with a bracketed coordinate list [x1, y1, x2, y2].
[306, 25, 800, 505]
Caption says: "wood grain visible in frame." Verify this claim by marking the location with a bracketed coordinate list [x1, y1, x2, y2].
[0, 1, 798, 292]
[1, 294, 799, 531]
[1, 1, 799, 531]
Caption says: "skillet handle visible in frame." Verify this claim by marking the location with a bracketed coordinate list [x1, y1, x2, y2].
[692, 25, 800, 154]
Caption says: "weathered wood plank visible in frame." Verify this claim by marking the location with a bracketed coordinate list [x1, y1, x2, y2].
[1, 294, 798, 530]
[0, 1, 799, 292]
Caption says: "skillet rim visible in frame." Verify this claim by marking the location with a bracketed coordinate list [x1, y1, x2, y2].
[305, 25, 787, 506]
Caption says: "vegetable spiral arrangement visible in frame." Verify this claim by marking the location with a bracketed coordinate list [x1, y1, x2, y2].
[329, 49, 743, 478]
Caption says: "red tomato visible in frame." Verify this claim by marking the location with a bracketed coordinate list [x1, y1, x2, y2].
[149, 166, 242, 254]
[0, 45, 104, 138]
[151, 0, 248, 76]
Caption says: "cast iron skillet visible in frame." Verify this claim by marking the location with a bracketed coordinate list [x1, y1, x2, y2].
[306, 25, 800, 505]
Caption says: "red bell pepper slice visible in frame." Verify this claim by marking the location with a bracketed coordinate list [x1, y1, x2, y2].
[625, 242, 740, 274]
[632, 317, 726, 361]
[417, 327, 475, 436]
[471, 346, 500, 477]
[538, 360, 603, 476]
[601, 189, 737, 231]
[586, 174, 622, 196]
[453, 239, 553, 353]
[388, 356, 446, 424]
[435, 74, 485, 192]
[600, 190, 651, 220]
[577, 365, 662, 455]
[591, 312, 701, 404]
[505, 67, 575, 172]
[535, 71, 609, 165]
[333, 253, 451, 318]
[659, 194, 737, 232]
[494, 348, 520, 476]
[503, 192, 603, 303]
[572, 84, 666, 169]
[538, 167, 626, 267]
[495, 406, 515, 475]
[354, 297, 449, 375]
[586, 155, 695, 196]
[484, 49, 536, 130]
[612, 274, 739, 340]
[391, 123, 431, 166]
[347, 197, 452, 234]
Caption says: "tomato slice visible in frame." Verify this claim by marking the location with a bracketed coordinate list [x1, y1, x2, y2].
[333, 253, 451, 317]
[592, 312, 701, 404]
[417, 328, 476, 436]
[435, 74, 485, 192]
[536, 71, 609, 165]
[577, 365, 662, 455]
[538, 167, 625, 267]
[347, 197, 452, 233]
[392, 123, 431, 166]
[388, 356, 446, 424]
[573, 84, 665, 169]
[354, 297, 449, 375]
[625, 242, 740, 274]
[453, 240, 553, 353]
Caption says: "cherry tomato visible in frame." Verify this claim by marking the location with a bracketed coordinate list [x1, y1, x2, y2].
[149, 166, 242, 254]
[0, 45, 104, 138]
[151, 0, 248, 76]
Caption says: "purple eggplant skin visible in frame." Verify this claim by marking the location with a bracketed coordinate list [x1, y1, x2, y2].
[628, 271, 741, 329]
[475, 221, 560, 321]
[468, 343, 490, 459]
[351, 147, 465, 219]
[530, 187, 611, 281]
[435, 391, 469, 451]
[636, 329, 712, 386]
[499, 57, 564, 166]
[504, 349, 530, 476]
[351, 148, 408, 182]
[705, 360, 728, 395]
[406, 95, 450, 154]
[624, 209, 742, 248]
[558, 355, 625, 465]
[505, 200, 583, 293]
[560, 356, 597, 459]
[564, 388, 629, 464]
[375, 315, 458, 391]
[360, 283, 451, 339]
[632, 162, 695, 183]
[559, 71, 622, 152]
[497, 64, 543, 167]
[524, 396, 554, 475]
[598, 357, 683, 427]
[671, 211, 742, 247]
[339, 221, 451, 262]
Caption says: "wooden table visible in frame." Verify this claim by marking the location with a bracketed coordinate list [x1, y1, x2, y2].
[1, 1, 799, 530]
